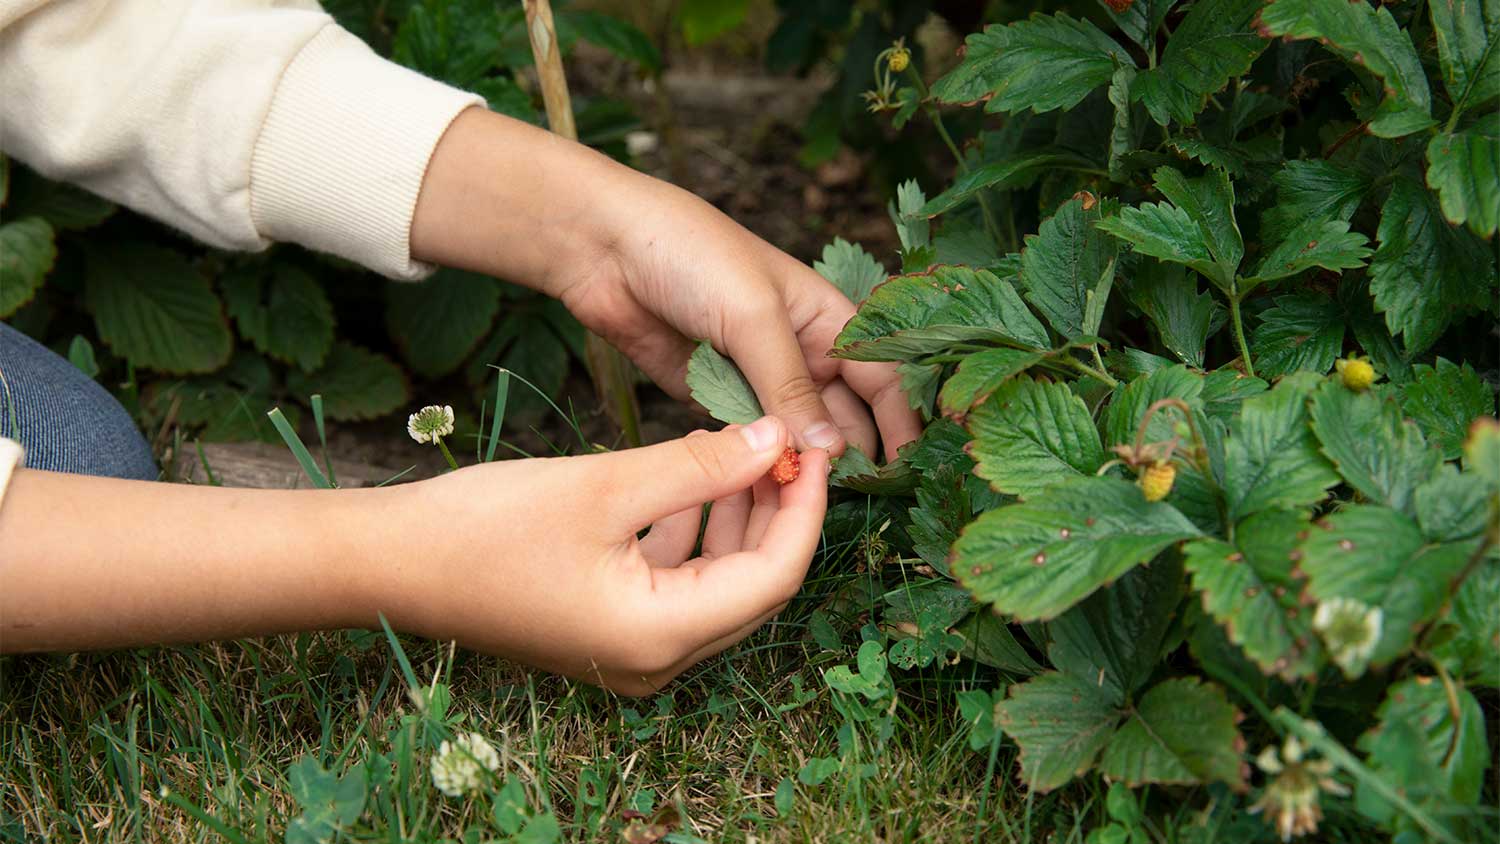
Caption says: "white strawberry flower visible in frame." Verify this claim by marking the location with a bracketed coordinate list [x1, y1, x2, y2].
[1312, 596, 1382, 678]
[430, 731, 500, 797]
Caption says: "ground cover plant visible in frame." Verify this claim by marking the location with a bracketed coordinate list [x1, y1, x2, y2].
[687, 0, 1500, 840]
[3, 1, 1499, 842]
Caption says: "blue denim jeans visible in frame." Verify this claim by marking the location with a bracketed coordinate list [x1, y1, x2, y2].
[0, 321, 158, 480]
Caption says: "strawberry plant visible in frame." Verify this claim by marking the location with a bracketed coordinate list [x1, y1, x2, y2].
[693, 1, 1498, 839]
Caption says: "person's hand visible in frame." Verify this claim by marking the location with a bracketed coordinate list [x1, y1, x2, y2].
[552, 176, 922, 461]
[375, 416, 828, 695]
[410, 109, 922, 460]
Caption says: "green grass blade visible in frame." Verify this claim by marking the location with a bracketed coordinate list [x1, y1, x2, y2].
[311, 394, 337, 488]
[485, 368, 511, 463]
[378, 613, 422, 694]
[267, 407, 331, 489]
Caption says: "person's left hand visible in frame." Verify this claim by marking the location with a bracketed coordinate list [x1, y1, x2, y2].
[410, 108, 922, 460]
[550, 175, 923, 460]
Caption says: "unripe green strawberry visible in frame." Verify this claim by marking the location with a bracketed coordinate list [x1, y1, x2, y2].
[1335, 356, 1376, 392]
[887, 47, 910, 72]
[770, 447, 800, 485]
[1139, 462, 1176, 502]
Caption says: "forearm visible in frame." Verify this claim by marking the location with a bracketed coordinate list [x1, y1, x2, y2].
[0, 469, 405, 652]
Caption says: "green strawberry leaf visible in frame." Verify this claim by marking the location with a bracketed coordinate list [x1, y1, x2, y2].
[933, 221, 1005, 270]
[286, 342, 409, 422]
[996, 671, 1121, 792]
[1358, 677, 1491, 824]
[1048, 559, 1184, 705]
[83, 242, 232, 374]
[1108, 66, 1138, 183]
[1019, 196, 1118, 340]
[1098, 0, 1177, 51]
[1200, 367, 1269, 424]
[1249, 293, 1345, 380]
[888, 180, 930, 253]
[1103, 364, 1203, 449]
[1425, 131, 1500, 238]
[1123, 260, 1223, 368]
[1414, 465, 1491, 545]
[953, 476, 1201, 621]
[1244, 216, 1372, 287]
[968, 376, 1106, 498]
[932, 14, 1132, 114]
[1096, 202, 1223, 289]
[1258, 0, 1435, 137]
[0, 217, 54, 318]
[1151, 166, 1243, 286]
[1428, 0, 1500, 118]
[1300, 505, 1475, 665]
[685, 340, 761, 425]
[1464, 417, 1500, 488]
[386, 269, 501, 378]
[1431, 560, 1500, 688]
[919, 151, 1095, 217]
[1098, 677, 1245, 789]
[221, 263, 334, 372]
[1223, 371, 1338, 521]
[1370, 178, 1496, 355]
[830, 444, 918, 495]
[4, 171, 115, 232]
[814, 237, 887, 305]
[1185, 509, 1326, 680]
[1310, 378, 1441, 515]
[1098, 167, 1241, 291]
[1131, 0, 1268, 126]
[1401, 358, 1497, 460]
[832, 265, 1050, 362]
[937, 347, 1049, 417]
[1261, 159, 1373, 243]
[955, 612, 1044, 675]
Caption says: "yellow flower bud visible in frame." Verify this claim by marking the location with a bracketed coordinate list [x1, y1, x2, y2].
[1139, 462, 1176, 502]
[1335, 357, 1376, 392]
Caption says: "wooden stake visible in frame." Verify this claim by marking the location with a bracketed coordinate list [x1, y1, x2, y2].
[522, 0, 642, 447]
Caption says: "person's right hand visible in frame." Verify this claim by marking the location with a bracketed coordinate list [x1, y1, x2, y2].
[374, 416, 828, 695]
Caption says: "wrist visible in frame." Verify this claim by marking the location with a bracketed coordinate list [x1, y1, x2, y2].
[409, 107, 640, 297]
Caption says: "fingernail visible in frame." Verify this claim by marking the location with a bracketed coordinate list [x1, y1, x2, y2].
[803, 422, 839, 449]
[740, 416, 781, 453]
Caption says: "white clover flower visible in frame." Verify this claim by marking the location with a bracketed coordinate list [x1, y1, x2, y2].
[407, 405, 455, 444]
[1312, 596, 1382, 678]
[430, 731, 500, 797]
[1249, 735, 1348, 841]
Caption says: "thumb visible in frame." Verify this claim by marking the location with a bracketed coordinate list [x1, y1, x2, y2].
[601, 416, 791, 534]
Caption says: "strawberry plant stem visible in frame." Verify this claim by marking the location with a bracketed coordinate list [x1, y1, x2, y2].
[1065, 356, 1117, 388]
[1228, 294, 1256, 378]
[906, 66, 1004, 246]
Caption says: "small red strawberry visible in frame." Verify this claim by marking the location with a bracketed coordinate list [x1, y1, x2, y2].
[770, 447, 800, 485]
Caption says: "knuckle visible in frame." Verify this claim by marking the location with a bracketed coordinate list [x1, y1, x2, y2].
[770, 371, 823, 413]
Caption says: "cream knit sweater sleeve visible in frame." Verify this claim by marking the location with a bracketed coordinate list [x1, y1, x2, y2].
[0, 0, 484, 280]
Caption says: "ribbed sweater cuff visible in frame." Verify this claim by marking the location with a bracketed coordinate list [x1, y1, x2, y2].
[248, 25, 483, 280]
